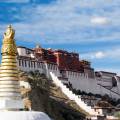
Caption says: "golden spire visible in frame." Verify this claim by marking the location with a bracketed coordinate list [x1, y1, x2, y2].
[2, 25, 17, 56]
[4, 25, 15, 39]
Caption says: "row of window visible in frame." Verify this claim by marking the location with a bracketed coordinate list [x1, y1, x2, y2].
[47, 64, 57, 70]
[67, 72, 87, 78]
[18, 59, 58, 70]
[18, 59, 44, 68]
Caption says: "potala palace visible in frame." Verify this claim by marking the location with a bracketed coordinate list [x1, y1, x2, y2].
[0, 25, 119, 119]
[17, 45, 120, 100]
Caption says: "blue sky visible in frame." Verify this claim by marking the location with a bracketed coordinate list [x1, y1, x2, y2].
[0, 0, 120, 74]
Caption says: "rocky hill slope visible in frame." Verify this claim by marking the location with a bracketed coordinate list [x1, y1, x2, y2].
[20, 71, 87, 120]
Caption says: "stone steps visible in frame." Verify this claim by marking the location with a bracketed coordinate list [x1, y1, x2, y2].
[50, 72, 103, 117]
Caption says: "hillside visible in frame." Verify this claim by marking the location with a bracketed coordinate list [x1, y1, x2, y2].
[20, 71, 87, 120]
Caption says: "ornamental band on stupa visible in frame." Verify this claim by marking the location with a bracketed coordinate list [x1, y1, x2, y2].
[0, 25, 24, 110]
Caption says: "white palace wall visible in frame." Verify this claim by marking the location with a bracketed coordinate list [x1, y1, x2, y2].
[17, 59, 45, 74]
[17, 58, 120, 100]
[17, 59, 60, 77]
[66, 71, 120, 99]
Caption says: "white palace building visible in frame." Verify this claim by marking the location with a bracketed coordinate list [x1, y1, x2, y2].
[17, 45, 120, 100]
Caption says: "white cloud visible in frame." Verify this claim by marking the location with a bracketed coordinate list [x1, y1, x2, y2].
[0, 0, 120, 44]
[91, 17, 109, 25]
[94, 51, 105, 59]
[22, 0, 120, 44]
[80, 48, 120, 60]
[80, 51, 105, 60]
[80, 48, 120, 75]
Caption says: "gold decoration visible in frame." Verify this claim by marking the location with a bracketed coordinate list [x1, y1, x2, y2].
[2, 25, 17, 56]
[3, 25, 15, 39]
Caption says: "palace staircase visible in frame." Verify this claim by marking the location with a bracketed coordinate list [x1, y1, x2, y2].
[50, 72, 104, 119]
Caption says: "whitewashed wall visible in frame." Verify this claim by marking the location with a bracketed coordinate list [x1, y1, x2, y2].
[17, 48, 27, 57]
[66, 71, 100, 94]
[61, 71, 120, 99]
[17, 58, 120, 100]
[17, 60, 45, 74]
[44, 63, 60, 78]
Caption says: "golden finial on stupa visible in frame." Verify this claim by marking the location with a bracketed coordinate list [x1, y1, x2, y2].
[3, 25, 15, 39]
[1, 25, 17, 56]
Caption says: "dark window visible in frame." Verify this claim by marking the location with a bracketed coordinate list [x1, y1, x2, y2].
[28, 61, 30, 67]
[25, 60, 27, 67]
[112, 77, 117, 87]
[31, 61, 33, 68]
[19, 60, 21, 66]
[22, 60, 24, 67]
[34, 62, 36, 68]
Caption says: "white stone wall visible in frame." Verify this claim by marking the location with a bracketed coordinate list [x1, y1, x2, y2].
[17, 58, 120, 100]
[17, 48, 27, 56]
[17, 47, 34, 58]
[97, 78, 113, 87]
[60, 71, 120, 99]
[44, 63, 60, 78]
[17, 60, 45, 74]
[66, 71, 100, 94]
[17, 59, 60, 78]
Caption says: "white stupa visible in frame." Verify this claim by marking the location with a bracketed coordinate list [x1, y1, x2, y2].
[0, 25, 51, 120]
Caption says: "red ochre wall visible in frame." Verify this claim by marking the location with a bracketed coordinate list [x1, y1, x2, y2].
[34, 47, 93, 73]
[54, 50, 82, 71]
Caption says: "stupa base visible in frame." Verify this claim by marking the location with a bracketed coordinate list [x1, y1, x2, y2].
[0, 99, 24, 110]
[0, 111, 51, 120]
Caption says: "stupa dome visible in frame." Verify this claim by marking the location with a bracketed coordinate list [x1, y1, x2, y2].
[0, 111, 51, 120]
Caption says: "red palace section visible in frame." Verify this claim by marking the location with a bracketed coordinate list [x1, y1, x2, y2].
[34, 46, 94, 78]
